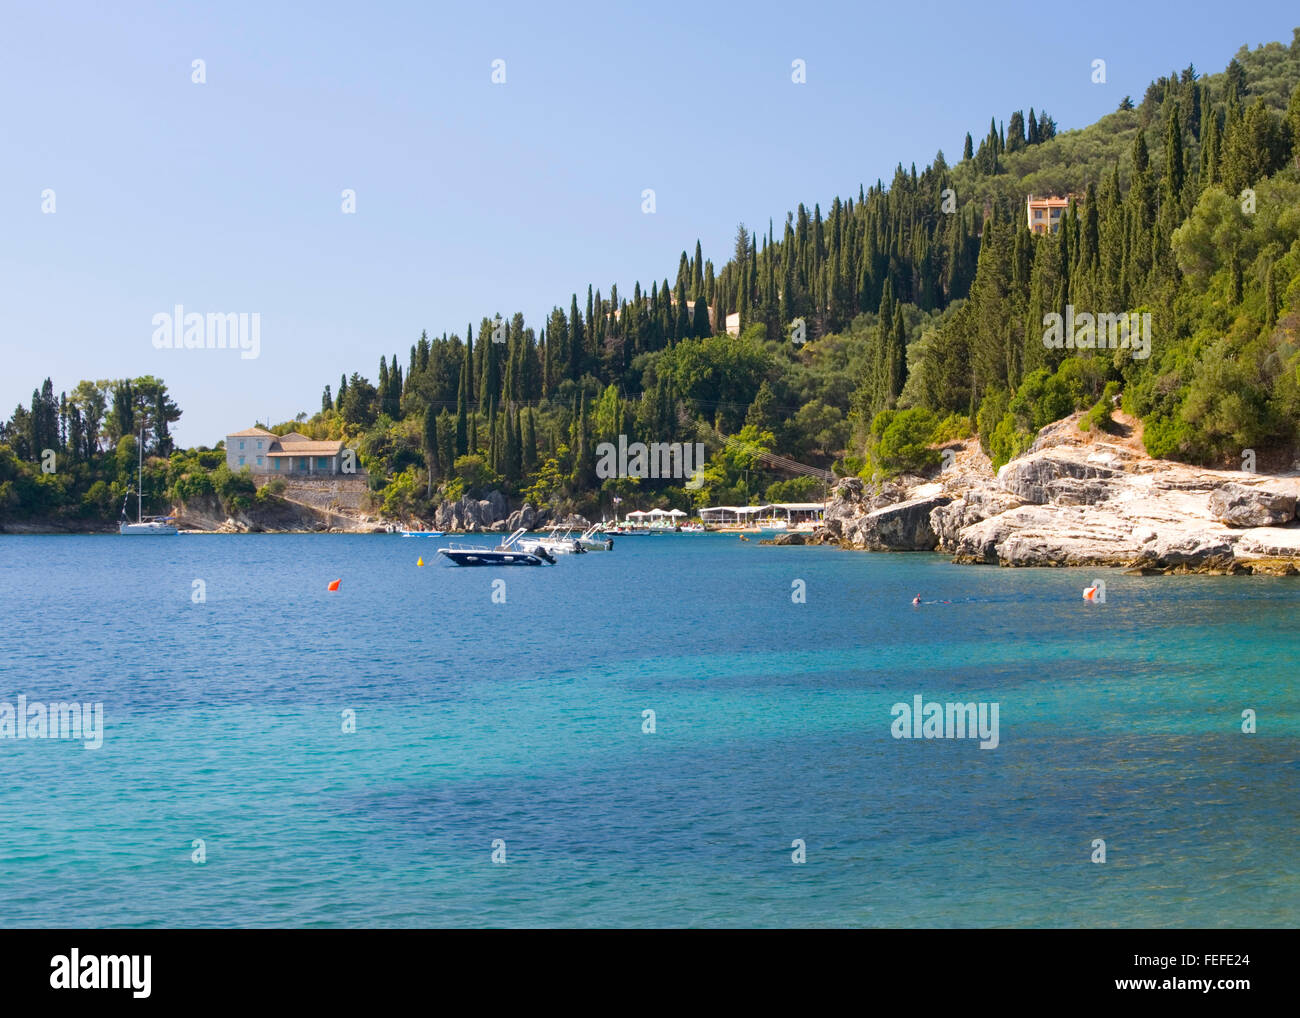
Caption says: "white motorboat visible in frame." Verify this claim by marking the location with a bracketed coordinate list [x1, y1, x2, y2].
[577, 523, 614, 551]
[436, 528, 555, 566]
[519, 527, 586, 555]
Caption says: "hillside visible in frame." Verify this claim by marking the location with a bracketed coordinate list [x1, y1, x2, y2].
[4, 30, 1300, 529]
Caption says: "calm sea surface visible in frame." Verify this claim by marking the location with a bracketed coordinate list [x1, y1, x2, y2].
[0, 533, 1296, 927]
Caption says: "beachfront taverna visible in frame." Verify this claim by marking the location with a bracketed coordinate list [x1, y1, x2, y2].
[225, 427, 349, 475]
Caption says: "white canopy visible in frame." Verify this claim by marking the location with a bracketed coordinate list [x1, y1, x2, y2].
[626, 510, 648, 518]
[667, 509, 686, 517]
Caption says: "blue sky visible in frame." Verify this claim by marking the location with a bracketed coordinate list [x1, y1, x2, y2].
[2, 0, 1297, 445]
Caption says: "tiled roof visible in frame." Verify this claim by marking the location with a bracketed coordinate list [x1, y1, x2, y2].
[228, 427, 277, 438]
[267, 441, 345, 456]
[278, 432, 311, 442]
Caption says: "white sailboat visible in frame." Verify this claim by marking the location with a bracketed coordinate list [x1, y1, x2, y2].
[119, 433, 178, 535]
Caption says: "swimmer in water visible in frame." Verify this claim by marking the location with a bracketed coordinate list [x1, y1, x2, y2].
[912, 594, 922, 605]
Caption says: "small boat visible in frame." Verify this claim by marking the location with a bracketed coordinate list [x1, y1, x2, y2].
[518, 527, 586, 556]
[436, 528, 556, 566]
[577, 523, 614, 551]
[119, 432, 178, 536]
[603, 522, 654, 536]
[399, 528, 445, 537]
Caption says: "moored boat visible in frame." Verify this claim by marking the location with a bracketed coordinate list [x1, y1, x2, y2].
[577, 523, 614, 551]
[119, 432, 178, 536]
[518, 528, 586, 555]
[436, 528, 555, 566]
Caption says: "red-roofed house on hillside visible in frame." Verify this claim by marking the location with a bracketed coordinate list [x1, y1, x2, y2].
[225, 427, 353, 476]
[1026, 194, 1074, 235]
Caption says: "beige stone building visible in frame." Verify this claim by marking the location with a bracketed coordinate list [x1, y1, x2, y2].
[225, 427, 351, 476]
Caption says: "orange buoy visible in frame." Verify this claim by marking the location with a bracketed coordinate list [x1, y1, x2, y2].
[417, 557, 425, 567]
[1082, 585, 1096, 600]
[328, 579, 341, 591]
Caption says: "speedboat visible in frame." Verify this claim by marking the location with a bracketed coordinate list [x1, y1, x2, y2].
[399, 528, 445, 537]
[436, 528, 556, 566]
[577, 523, 614, 551]
[518, 528, 586, 556]
[604, 522, 653, 536]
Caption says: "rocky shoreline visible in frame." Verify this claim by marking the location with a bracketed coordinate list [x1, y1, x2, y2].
[0, 492, 590, 536]
[788, 412, 1300, 575]
[11, 410, 1300, 567]
[167, 492, 590, 535]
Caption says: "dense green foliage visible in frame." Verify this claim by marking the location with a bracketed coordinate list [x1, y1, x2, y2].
[324, 32, 1300, 513]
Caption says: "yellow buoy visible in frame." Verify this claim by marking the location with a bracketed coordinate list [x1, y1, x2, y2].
[417, 557, 425, 567]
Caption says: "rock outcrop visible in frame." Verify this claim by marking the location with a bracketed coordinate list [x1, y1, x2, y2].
[173, 493, 367, 533]
[810, 410, 1300, 574]
[830, 494, 952, 551]
[433, 491, 509, 533]
[1208, 482, 1297, 527]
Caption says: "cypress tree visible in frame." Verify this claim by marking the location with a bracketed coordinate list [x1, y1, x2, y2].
[887, 305, 907, 403]
[675, 277, 691, 338]
[505, 407, 521, 482]
[455, 354, 469, 458]
[1265, 262, 1278, 327]
[522, 408, 537, 473]
[1007, 111, 1025, 152]
[423, 404, 440, 494]
[569, 295, 584, 379]
[1163, 103, 1185, 207]
[465, 323, 474, 397]
[479, 323, 500, 413]
[692, 295, 711, 337]
[437, 410, 455, 474]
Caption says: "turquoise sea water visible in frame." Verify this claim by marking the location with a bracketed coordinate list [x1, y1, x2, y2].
[0, 533, 1296, 928]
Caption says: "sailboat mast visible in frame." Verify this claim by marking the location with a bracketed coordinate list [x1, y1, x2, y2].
[137, 430, 143, 523]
